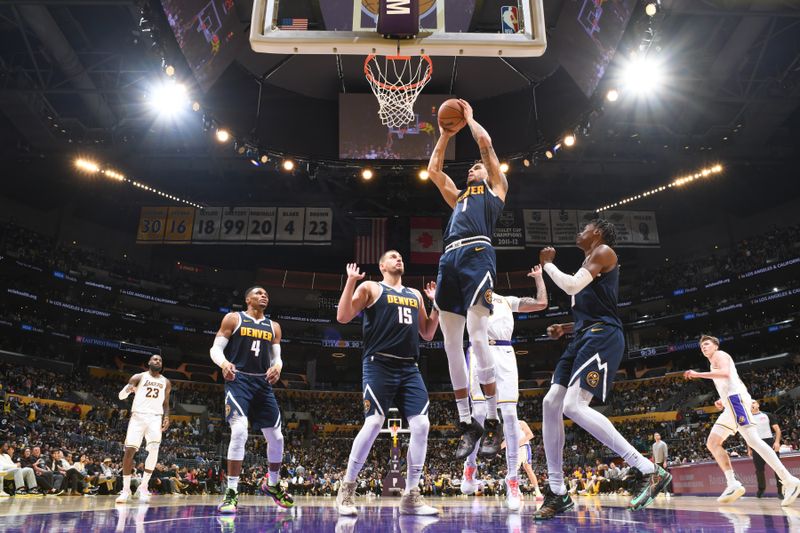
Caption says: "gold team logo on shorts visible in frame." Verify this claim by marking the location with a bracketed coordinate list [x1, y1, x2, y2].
[738, 415, 746, 424]
[363, 399, 371, 413]
[586, 371, 600, 388]
[484, 289, 493, 304]
[225, 404, 231, 417]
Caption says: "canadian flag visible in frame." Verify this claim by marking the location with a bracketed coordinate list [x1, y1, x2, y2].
[410, 217, 443, 264]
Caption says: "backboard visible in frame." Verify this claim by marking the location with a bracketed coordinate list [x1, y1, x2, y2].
[250, 0, 546, 57]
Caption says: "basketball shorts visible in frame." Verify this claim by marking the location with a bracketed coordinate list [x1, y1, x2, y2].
[517, 443, 532, 470]
[435, 243, 496, 316]
[712, 391, 755, 439]
[362, 356, 429, 419]
[551, 323, 624, 402]
[468, 343, 518, 402]
[225, 374, 281, 430]
[125, 412, 162, 449]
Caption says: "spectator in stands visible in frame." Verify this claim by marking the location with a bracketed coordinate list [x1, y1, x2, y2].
[0, 442, 40, 496]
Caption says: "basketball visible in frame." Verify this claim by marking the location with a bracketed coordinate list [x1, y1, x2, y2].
[437, 99, 466, 132]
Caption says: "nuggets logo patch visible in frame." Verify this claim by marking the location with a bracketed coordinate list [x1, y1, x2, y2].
[586, 371, 600, 388]
[363, 399, 371, 414]
[225, 404, 231, 417]
[484, 289, 493, 304]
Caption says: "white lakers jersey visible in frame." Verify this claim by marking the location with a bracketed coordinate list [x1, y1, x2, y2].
[488, 294, 519, 341]
[711, 351, 748, 399]
[131, 372, 168, 415]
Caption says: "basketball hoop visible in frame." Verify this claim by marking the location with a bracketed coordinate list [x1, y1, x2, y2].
[364, 54, 433, 128]
[390, 423, 400, 446]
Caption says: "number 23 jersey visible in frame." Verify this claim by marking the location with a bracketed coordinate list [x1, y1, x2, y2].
[224, 311, 276, 375]
[131, 372, 168, 415]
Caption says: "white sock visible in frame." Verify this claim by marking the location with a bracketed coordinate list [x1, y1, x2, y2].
[227, 476, 239, 493]
[268, 469, 279, 486]
[405, 415, 429, 493]
[485, 394, 498, 420]
[140, 472, 152, 490]
[456, 397, 472, 424]
[122, 475, 131, 493]
[724, 470, 737, 485]
[563, 382, 655, 475]
[542, 384, 568, 495]
[344, 414, 383, 483]
[465, 401, 487, 467]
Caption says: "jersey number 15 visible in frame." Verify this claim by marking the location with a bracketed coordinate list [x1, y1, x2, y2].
[397, 307, 412, 325]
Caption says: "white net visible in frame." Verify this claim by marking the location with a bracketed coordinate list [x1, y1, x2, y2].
[364, 54, 433, 128]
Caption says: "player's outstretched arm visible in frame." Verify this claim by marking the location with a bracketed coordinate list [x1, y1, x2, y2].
[516, 265, 548, 312]
[210, 312, 239, 380]
[266, 322, 283, 384]
[161, 380, 171, 432]
[460, 99, 508, 201]
[540, 245, 616, 296]
[426, 127, 460, 208]
[414, 283, 439, 341]
[337, 263, 375, 324]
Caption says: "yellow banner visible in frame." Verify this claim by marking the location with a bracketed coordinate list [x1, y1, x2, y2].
[163, 207, 196, 243]
[6, 393, 93, 418]
[136, 207, 168, 242]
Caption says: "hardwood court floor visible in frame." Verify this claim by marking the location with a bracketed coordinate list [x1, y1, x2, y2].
[0, 492, 796, 531]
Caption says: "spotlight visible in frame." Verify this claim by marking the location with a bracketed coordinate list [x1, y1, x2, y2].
[563, 134, 576, 147]
[622, 56, 663, 94]
[606, 89, 619, 102]
[418, 169, 429, 180]
[523, 158, 531, 167]
[545, 150, 554, 159]
[75, 158, 100, 173]
[645, 2, 658, 16]
[104, 169, 125, 181]
[149, 81, 189, 117]
[361, 168, 374, 180]
[282, 159, 295, 171]
[499, 162, 509, 173]
[216, 129, 230, 143]
[191, 101, 201, 112]
[250, 159, 260, 166]
[259, 154, 269, 164]
[164, 65, 176, 77]
[235, 141, 246, 155]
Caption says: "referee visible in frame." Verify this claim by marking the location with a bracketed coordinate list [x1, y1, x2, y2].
[749, 400, 782, 499]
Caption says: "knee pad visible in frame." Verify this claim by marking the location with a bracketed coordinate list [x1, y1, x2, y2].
[407, 415, 430, 438]
[145, 442, 160, 470]
[475, 364, 496, 384]
[261, 426, 284, 464]
[227, 415, 249, 461]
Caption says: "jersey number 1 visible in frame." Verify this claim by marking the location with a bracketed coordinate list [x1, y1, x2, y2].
[251, 340, 261, 357]
[398, 307, 412, 324]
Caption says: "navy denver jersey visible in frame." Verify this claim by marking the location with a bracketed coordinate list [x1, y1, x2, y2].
[443, 179, 504, 246]
[572, 265, 623, 332]
[363, 284, 420, 363]
[224, 311, 275, 375]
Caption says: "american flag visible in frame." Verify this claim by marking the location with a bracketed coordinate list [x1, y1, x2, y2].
[355, 218, 387, 265]
[278, 18, 308, 30]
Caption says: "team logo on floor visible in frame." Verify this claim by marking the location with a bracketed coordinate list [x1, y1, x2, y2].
[586, 371, 600, 387]
[363, 399, 371, 413]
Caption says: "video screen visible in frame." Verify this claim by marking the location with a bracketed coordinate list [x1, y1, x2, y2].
[161, 0, 245, 91]
[339, 94, 456, 160]
[555, 0, 635, 97]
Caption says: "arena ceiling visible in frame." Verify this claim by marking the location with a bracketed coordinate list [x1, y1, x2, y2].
[1, 0, 799, 221]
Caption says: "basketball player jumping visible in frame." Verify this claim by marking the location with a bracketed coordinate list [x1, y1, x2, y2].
[685, 335, 800, 505]
[335, 251, 439, 516]
[427, 99, 506, 460]
[116, 354, 171, 504]
[461, 266, 548, 510]
[534, 219, 671, 519]
[209, 286, 294, 513]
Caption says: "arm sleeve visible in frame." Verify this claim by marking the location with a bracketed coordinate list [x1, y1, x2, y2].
[270, 343, 282, 367]
[210, 336, 229, 368]
[118, 385, 132, 400]
[505, 296, 520, 312]
[543, 263, 594, 296]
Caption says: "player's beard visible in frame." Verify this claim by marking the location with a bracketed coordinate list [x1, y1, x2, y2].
[148, 363, 162, 373]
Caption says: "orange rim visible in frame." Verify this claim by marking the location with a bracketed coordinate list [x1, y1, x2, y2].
[364, 54, 433, 91]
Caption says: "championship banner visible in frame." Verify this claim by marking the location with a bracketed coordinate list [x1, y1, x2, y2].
[410, 217, 442, 264]
[163, 207, 195, 243]
[523, 209, 551, 245]
[492, 210, 525, 250]
[303, 208, 333, 244]
[629, 210, 660, 244]
[136, 207, 168, 243]
[246, 207, 276, 243]
[550, 209, 579, 244]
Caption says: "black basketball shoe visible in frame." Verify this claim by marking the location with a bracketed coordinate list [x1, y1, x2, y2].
[455, 417, 484, 460]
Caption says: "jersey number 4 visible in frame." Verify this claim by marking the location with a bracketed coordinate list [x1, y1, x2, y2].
[397, 307, 412, 325]
[251, 339, 261, 357]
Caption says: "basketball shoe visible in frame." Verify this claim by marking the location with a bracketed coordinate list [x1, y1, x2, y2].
[460, 465, 478, 495]
[628, 464, 672, 510]
[533, 485, 574, 520]
[717, 481, 746, 504]
[478, 419, 502, 457]
[455, 418, 484, 460]
[505, 477, 522, 511]
[336, 481, 358, 516]
[399, 488, 439, 515]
